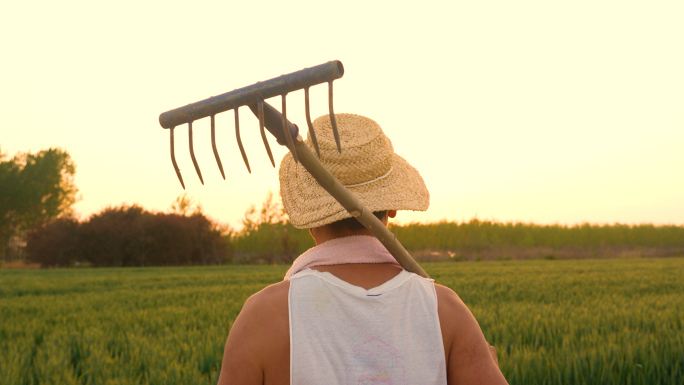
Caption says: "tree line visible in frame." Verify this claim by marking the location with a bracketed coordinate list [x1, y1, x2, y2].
[1, 147, 77, 260]
[2, 147, 230, 268]
[4, 147, 683, 268]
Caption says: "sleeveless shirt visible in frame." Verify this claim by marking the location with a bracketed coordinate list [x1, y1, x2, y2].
[289, 268, 448, 385]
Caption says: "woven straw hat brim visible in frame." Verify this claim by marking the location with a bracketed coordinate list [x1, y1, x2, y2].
[280, 152, 429, 229]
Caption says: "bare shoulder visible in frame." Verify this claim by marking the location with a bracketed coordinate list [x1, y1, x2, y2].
[246, 279, 290, 310]
[433, 283, 508, 385]
[433, 284, 472, 359]
[233, 280, 290, 336]
[434, 283, 470, 322]
[237, 280, 290, 344]
[217, 280, 290, 385]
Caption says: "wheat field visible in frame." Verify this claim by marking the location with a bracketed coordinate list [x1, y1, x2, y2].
[1, 258, 682, 384]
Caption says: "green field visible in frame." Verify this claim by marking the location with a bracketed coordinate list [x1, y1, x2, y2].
[1, 258, 682, 384]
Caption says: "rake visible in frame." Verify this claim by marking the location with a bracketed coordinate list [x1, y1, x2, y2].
[158, 61, 428, 278]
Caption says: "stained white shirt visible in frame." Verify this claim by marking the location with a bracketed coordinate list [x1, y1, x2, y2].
[289, 268, 447, 385]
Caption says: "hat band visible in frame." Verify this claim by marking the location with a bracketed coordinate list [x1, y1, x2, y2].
[343, 167, 393, 188]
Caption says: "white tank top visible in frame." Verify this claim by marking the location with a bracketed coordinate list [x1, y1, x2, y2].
[289, 268, 447, 385]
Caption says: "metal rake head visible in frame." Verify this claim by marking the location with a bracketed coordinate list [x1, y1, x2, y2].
[159, 61, 345, 189]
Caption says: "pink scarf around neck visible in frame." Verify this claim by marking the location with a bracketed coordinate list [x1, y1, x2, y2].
[284, 235, 400, 280]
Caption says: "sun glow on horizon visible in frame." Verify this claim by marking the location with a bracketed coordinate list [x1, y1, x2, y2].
[1, 0, 682, 230]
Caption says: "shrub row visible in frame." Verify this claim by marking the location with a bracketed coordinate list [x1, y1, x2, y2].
[389, 219, 684, 252]
[26, 205, 230, 268]
[229, 216, 684, 263]
[230, 221, 314, 264]
[228, 192, 314, 264]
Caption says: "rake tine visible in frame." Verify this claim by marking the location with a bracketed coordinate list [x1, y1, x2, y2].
[304, 87, 321, 158]
[258, 99, 275, 168]
[282, 94, 298, 163]
[328, 81, 341, 153]
[188, 121, 204, 185]
[235, 108, 251, 173]
[210, 115, 226, 180]
[170, 127, 185, 190]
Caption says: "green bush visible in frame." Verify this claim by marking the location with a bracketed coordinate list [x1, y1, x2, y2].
[230, 191, 313, 264]
[26, 217, 80, 267]
[26, 205, 230, 268]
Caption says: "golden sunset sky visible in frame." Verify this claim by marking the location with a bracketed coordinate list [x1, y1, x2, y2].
[1, 0, 682, 229]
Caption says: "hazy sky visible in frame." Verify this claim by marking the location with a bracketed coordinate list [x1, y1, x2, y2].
[2, 0, 682, 229]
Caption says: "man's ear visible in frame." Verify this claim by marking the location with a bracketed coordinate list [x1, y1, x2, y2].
[388, 210, 397, 219]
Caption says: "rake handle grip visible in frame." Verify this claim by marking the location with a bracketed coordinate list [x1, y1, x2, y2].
[159, 60, 344, 129]
[247, 102, 299, 147]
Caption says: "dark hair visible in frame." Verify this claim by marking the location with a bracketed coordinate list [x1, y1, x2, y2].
[326, 211, 388, 232]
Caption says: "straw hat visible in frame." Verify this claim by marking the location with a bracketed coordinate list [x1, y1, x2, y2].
[279, 113, 429, 229]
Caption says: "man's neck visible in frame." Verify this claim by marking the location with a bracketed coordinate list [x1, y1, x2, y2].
[310, 228, 374, 245]
[309, 211, 393, 245]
